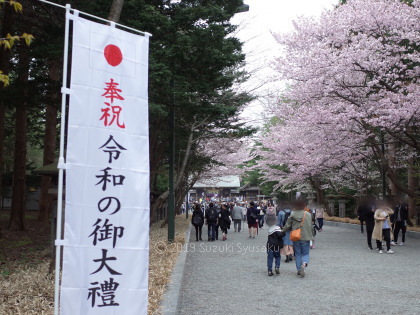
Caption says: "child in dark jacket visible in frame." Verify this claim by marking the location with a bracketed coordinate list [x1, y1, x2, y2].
[266, 223, 285, 276]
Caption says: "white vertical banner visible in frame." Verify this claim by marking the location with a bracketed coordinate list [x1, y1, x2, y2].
[60, 13, 150, 315]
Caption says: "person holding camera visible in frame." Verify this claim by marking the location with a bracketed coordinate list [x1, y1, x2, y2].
[372, 200, 394, 254]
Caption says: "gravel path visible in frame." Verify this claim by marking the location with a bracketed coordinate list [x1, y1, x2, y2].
[176, 223, 420, 315]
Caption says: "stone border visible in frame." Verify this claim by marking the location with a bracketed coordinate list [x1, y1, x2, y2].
[160, 223, 192, 315]
[324, 220, 420, 239]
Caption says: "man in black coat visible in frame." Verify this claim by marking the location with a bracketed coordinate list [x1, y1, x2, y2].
[357, 204, 366, 234]
[205, 203, 218, 241]
[391, 201, 411, 246]
[191, 203, 205, 241]
[358, 198, 375, 250]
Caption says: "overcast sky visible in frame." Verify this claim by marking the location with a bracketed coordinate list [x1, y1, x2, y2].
[231, 0, 338, 123]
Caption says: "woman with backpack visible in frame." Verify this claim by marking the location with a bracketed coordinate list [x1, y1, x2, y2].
[192, 203, 204, 241]
[219, 204, 231, 241]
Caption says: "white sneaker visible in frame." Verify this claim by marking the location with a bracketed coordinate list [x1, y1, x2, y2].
[390, 241, 397, 246]
[378, 250, 383, 254]
[387, 250, 394, 254]
[300, 264, 306, 278]
[399, 242, 404, 246]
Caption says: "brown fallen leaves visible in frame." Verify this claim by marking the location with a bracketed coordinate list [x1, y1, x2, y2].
[0, 261, 54, 314]
[148, 215, 191, 314]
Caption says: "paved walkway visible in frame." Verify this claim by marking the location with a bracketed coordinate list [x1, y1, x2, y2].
[175, 222, 420, 315]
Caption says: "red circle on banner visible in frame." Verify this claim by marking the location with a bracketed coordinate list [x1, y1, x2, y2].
[104, 44, 123, 67]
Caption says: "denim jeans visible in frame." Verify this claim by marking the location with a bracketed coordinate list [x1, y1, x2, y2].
[293, 240, 310, 271]
[317, 218, 324, 230]
[208, 222, 216, 240]
[267, 250, 280, 271]
[258, 215, 264, 228]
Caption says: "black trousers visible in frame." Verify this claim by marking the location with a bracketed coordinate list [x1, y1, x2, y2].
[195, 224, 203, 240]
[393, 221, 407, 243]
[366, 221, 374, 248]
[376, 228, 391, 251]
[360, 219, 365, 233]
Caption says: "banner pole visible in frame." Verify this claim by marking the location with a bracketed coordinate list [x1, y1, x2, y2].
[54, 4, 71, 315]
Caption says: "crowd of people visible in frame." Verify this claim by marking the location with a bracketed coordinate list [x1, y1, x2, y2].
[357, 196, 412, 254]
[188, 195, 414, 279]
[190, 199, 324, 278]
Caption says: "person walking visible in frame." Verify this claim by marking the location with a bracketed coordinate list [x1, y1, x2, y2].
[358, 198, 376, 250]
[231, 202, 244, 232]
[191, 203, 204, 241]
[282, 199, 313, 278]
[257, 203, 266, 229]
[205, 203, 218, 242]
[309, 207, 320, 249]
[247, 201, 259, 239]
[391, 200, 411, 246]
[278, 205, 293, 263]
[372, 201, 394, 254]
[315, 206, 324, 231]
[266, 204, 277, 222]
[266, 213, 284, 276]
[214, 203, 221, 240]
[266, 201, 276, 224]
[357, 202, 366, 234]
[219, 204, 231, 241]
[242, 203, 247, 222]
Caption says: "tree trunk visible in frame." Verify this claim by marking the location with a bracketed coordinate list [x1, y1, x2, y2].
[309, 177, 332, 216]
[0, 0, 13, 238]
[151, 189, 169, 220]
[8, 45, 29, 231]
[366, 133, 417, 198]
[407, 158, 418, 219]
[388, 142, 398, 196]
[38, 61, 59, 222]
[175, 177, 188, 214]
[108, 0, 125, 22]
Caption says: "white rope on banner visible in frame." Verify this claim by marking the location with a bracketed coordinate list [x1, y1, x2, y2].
[53, 4, 71, 314]
[37, 0, 152, 37]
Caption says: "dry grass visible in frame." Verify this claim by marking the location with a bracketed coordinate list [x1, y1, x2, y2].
[148, 215, 191, 315]
[0, 260, 54, 314]
[0, 215, 191, 315]
[324, 214, 420, 232]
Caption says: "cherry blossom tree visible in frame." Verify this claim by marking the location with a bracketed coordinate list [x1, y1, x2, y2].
[258, 0, 419, 204]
